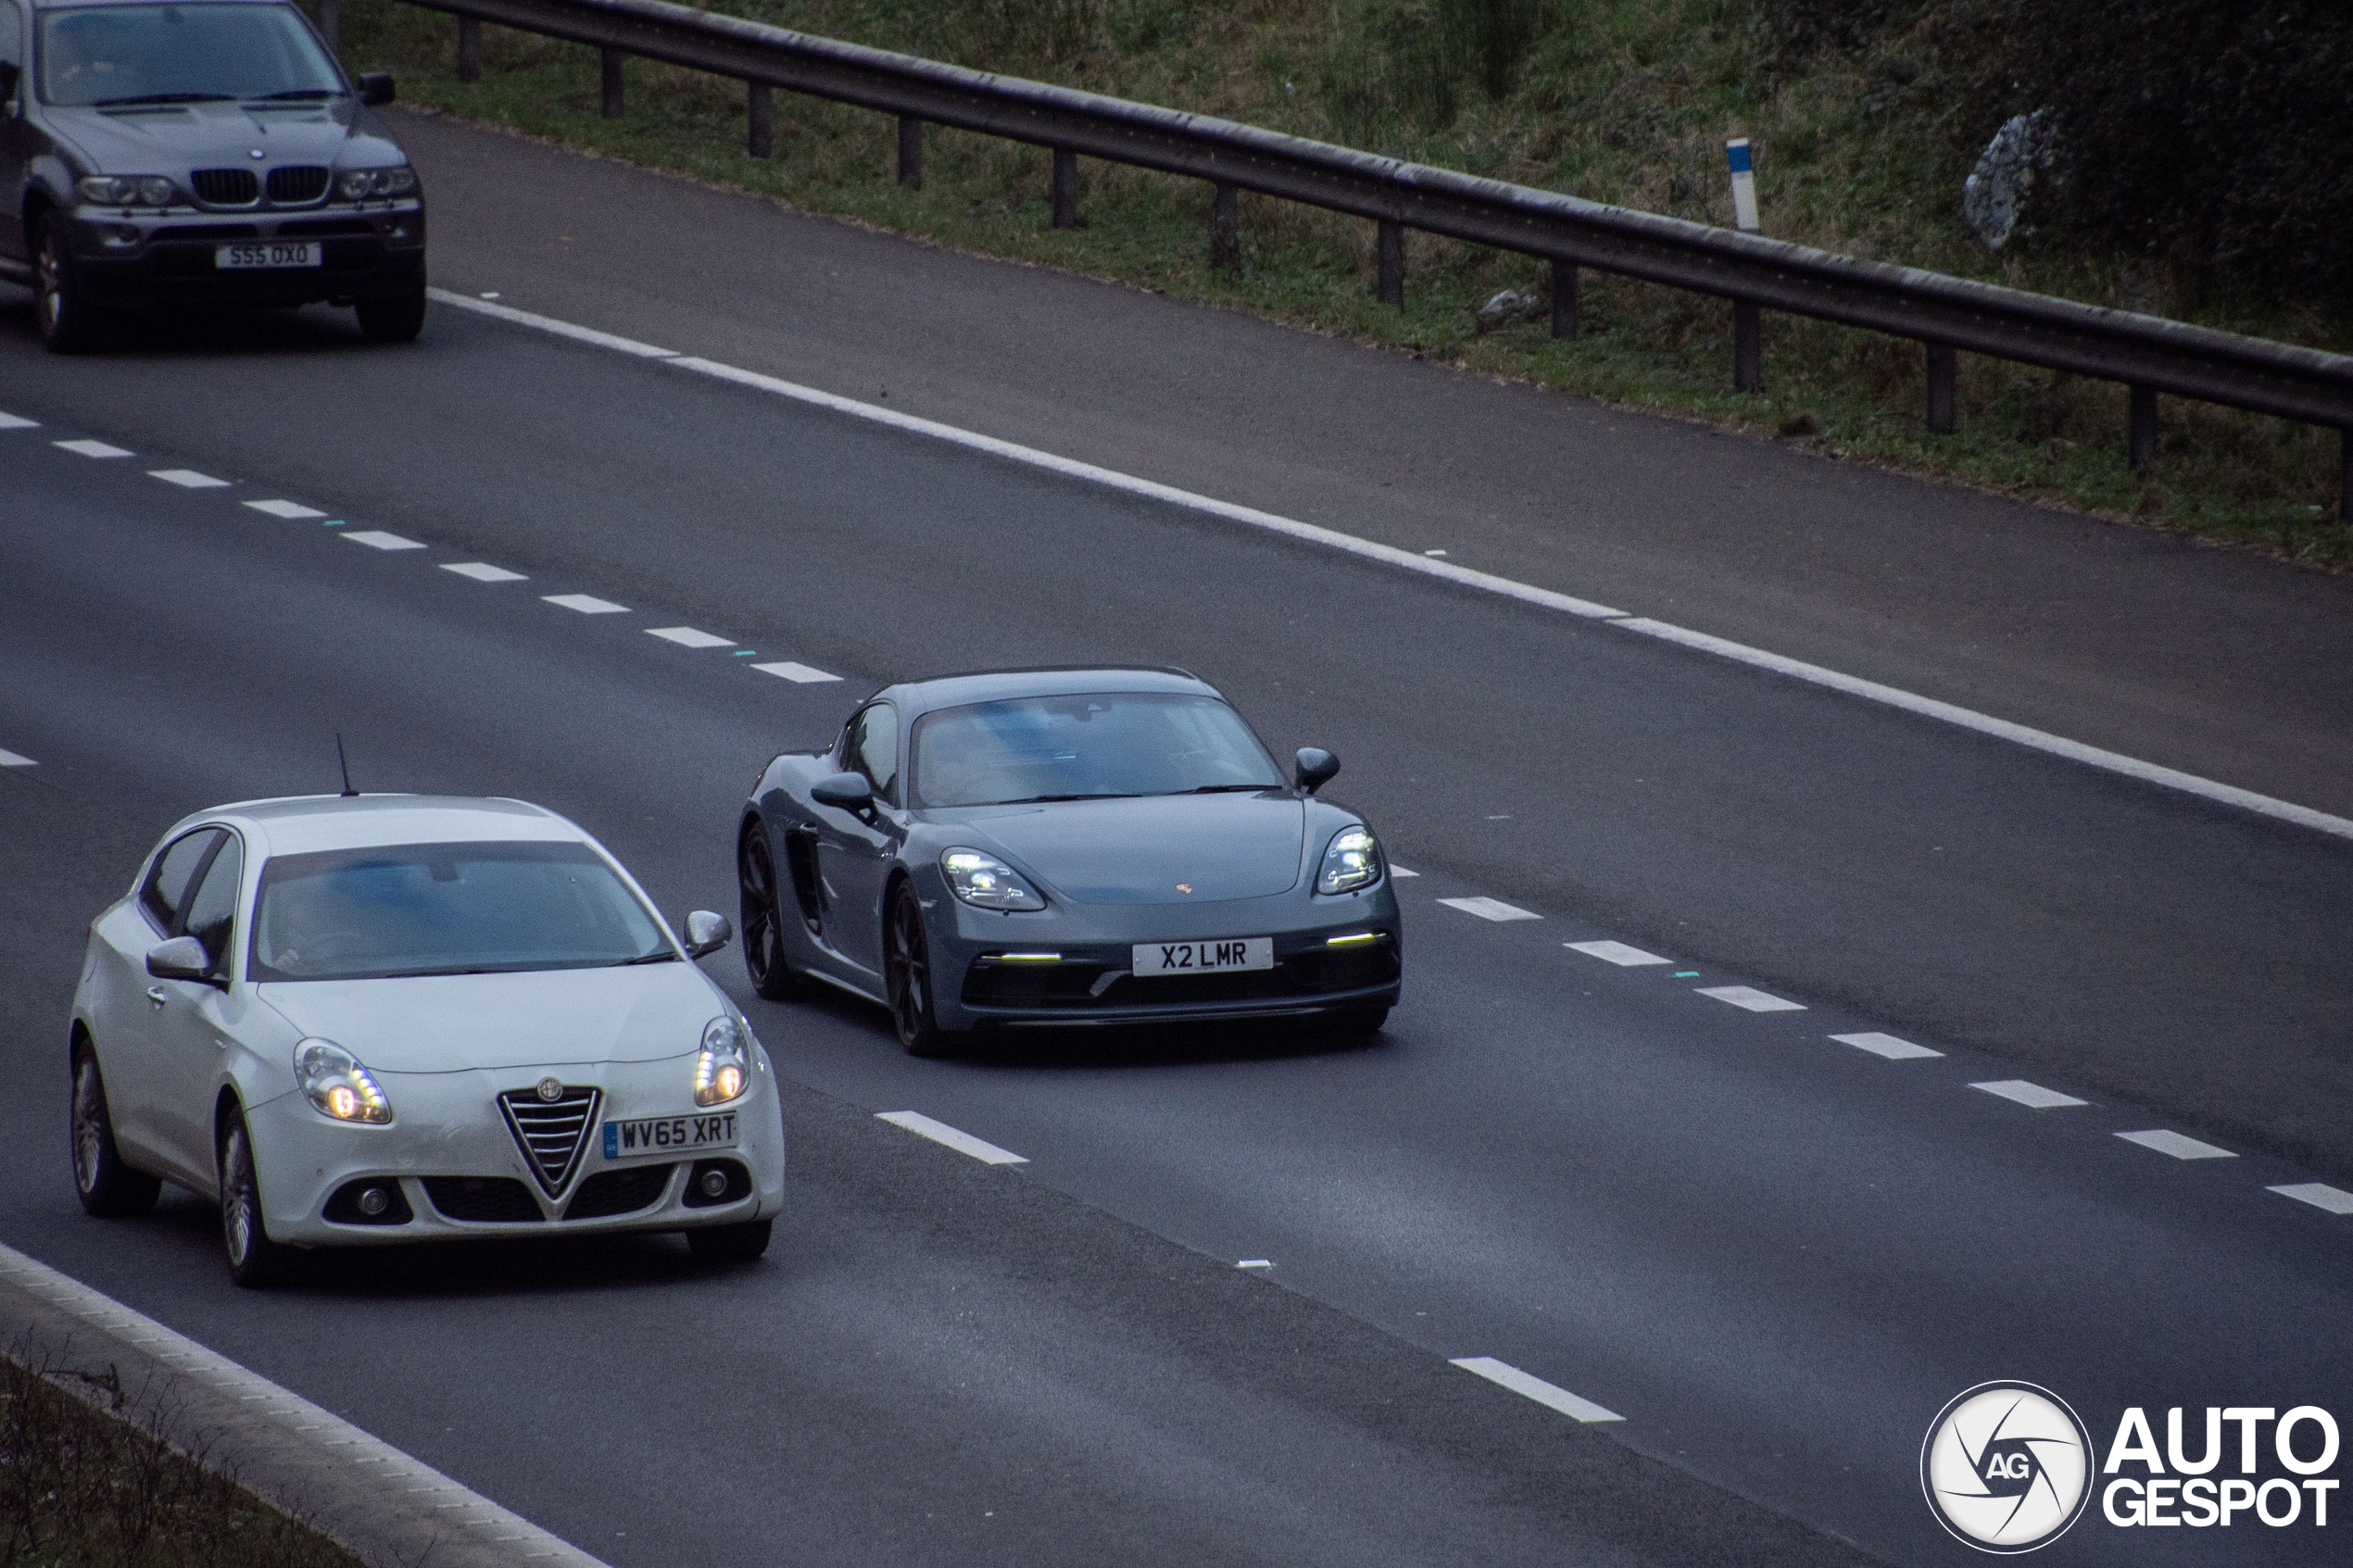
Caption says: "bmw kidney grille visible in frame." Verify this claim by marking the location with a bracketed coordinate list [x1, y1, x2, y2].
[497, 1086, 601, 1195]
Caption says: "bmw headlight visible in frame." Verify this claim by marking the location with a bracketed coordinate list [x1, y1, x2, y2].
[694, 1016, 750, 1107]
[295, 1039, 393, 1123]
[1315, 825, 1383, 895]
[941, 848, 1046, 911]
[337, 165, 418, 200]
[77, 175, 177, 207]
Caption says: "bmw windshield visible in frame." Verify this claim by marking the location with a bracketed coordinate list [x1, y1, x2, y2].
[40, 3, 344, 107]
[248, 841, 673, 981]
[911, 693, 1284, 809]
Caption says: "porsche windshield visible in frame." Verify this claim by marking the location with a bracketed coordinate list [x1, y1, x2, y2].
[912, 692, 1283, 809]
[41, 4, 343, 107]
[248, 841, 671, 981]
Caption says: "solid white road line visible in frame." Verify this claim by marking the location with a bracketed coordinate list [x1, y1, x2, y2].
[443, 562, 528, 583]
[875, 1110, 1029, 1165]
[342, 530, 425, 551]
[148, 468, 230, 489]
[1437, 896, 1541, 922]
[1695, 985, 1805, 1012]
[648, 626, 735, 648]
[427, 289, 2353, 846]
[0, 412, 37, 430]
[751, 660, 841, 684]
[2115, 1129, 2235, 1160]
[1449, 1358, 1624, 1424]
[1831, 1031, 1943, 1060]
[544, 593, 630, 614]
[55, 438, 131, 458]
[245, 499, 328, 519]
[1566, 939, 1669, 966]
[0, 749, 34, 767]
[2268, 1183, 2353, 1215]
[1388, 865, 1420, 877]
[1971, 1080, 2090, 1110]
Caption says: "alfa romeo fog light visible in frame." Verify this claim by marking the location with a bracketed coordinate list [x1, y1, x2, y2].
[357, 1185, 391, 1217]
[699, 1168, 730, 1198]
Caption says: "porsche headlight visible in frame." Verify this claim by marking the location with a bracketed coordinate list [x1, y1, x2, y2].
[1315, 825, 1382, 895]
[77, 175, 177, 207]
[295, 1038, 393, 1123]
[941, 848, 1045, 911]
[694, 1016, 750, 1107]
[337, 165, 418, 200]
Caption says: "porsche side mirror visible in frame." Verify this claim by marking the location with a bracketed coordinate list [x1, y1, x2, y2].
[683, 909, 733, 959]
[812, 772, 875, 810]
[359, 72, 396, 107]
[145, 935, 214, 984]
[1294, 747, 1340, 795]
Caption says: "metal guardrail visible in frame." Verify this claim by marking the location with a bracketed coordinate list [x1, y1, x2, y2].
[385, 0, 2353, 512]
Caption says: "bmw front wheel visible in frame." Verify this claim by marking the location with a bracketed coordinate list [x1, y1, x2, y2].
[70, 1045, 160, 1218]
[34, 214, 105, 355]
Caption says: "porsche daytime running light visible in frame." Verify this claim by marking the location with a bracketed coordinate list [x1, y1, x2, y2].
[694, 1016, 750, 1107]
[295, 1039, 393, 1123]
[941, 848, 1045, 911]
[337, 166, 418, 200]
[1316, 825, 1383, 895]
[78, 175, 176, 207]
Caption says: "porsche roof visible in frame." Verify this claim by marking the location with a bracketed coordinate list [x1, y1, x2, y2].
[874, 666, 1220, 719]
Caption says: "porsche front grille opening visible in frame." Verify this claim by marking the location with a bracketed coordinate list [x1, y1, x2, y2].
[497, 1086, 601, 1195]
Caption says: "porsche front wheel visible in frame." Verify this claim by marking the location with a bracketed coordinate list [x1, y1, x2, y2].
[738, 825, 807, 1001]
[886, 883, 954, 1058]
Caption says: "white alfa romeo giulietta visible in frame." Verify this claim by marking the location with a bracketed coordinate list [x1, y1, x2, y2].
[69, 794, 786, 1286]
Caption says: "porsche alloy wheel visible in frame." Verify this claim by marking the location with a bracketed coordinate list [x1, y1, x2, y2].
[70, 1047, 159, 1218]
[887, 884, 951, 1058]
[738, 826, 805, 1000]
[219, 1112, 295, 1288]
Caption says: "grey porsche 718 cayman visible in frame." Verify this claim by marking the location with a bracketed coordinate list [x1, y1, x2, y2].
[737, 668, 1402, 1054]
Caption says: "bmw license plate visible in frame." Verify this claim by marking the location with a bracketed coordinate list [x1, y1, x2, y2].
[215, 241, 321, 270]
[1132, 937, 1273, 976]
[602, 1111, 737, 1160]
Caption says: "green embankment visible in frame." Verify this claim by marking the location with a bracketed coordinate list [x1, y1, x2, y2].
[330, 0, 2351, 567]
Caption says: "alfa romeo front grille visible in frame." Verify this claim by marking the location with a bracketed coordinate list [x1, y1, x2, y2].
[266, 165, 330, 204]
[191, 168, 259, 206]
[497, 1085, 601, 1195]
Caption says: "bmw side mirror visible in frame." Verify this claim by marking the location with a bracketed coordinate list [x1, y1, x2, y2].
[812, 772, 875, 811]
[1295, 747, 1340, 795]
[683, 909, 733, 960]
[145, 935, 216, 985]
[359, 72, 396, 107]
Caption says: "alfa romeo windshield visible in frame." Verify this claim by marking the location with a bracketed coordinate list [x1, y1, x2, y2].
[912, 693, 1283, 809]
[42, 3, 343, 107]
[248, 841, 672, 981]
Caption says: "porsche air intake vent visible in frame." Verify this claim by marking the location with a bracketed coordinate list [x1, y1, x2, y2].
[497, 1085, 601, 1195]
[191, 169, 259, 206]
[266, 165, 330, 204]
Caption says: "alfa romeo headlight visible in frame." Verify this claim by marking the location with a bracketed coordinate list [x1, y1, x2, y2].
[941, 848, 1045, 910]
[1315, 825, 1382, 895]
[77, 175, 176, 207]
[694, 1016, 749, 1107]
[337, 166, 418, 200]
[295, 1039, 393, 1123]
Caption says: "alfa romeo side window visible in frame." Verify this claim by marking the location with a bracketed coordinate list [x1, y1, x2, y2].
[850, 705, 899, 806]
[140, 829, 223, 933]
[181, 834, 244, 972]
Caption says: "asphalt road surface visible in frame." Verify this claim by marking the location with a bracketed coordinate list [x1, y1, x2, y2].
[0, 113, 2347, 1568]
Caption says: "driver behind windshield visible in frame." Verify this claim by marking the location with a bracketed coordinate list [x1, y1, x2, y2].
[42, 4, 341, 107]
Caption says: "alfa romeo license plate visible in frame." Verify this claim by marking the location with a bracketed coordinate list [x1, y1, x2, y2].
[1132, 937, 1273, 975]
[602, 1111, 737, 1160]
[215, 241, 321, 270]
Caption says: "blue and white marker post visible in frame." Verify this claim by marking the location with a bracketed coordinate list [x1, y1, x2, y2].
[1727, 137, 1763, 392]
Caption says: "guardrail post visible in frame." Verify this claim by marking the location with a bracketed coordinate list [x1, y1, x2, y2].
[1211, 182, 1239, 270]
[1925, 343, 1957, 434]
[2129, 384, 2158, 473]
[1733, 299, 1761, 392]
[747, 82, 772, 159]
[1551, 259, 1579, 339]
[457, 16, 482, 82]
[897, 115, 923, 189]
[1052, 148, 1078, 230]
[599, 47, 623, 118]
[318, 0, 339, 54]
[1377, 220, 1404, 307]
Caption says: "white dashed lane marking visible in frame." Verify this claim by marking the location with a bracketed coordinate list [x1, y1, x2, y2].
[1450, 1358, 1624, 1424]
[1972, 1080, 2089, 1110]
[0, 412, 37, 430]
[1695, 985, 1805, 1013]
[1831, 1031, 1943, 1060]
[1237, 1260, 1272, 1270]
[0, 750, 34, 768]
[55, 438, 132, 458]
[2116, 1129, 2235, 1160]
[443, 562, 528, 583]
[1567, 939, 1668, 967]
[148, 469, 230, 489]
[648, 626, 735, 649]
[343, 531, 425, 552]
[1388, 865, 1420, 877]
[751, 661, 840, 684]
[875, 1111, 1028, 1166]
[2269, 1184, 2353, 1215]
[1438, 897, 1540, 922]
[544, 594, 630, 614]
[245, 499, 327, 519]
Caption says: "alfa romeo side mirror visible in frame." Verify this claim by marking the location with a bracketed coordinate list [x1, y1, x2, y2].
[1295, 746, 1340, 795]
[145, 935, 215, 984]
[812, 772, 875, 810]
[359, 72, 396, 107]
[683, 909, 733, 959]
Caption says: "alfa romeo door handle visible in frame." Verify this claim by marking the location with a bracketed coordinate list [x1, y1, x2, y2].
[145, 986, 170, 1008]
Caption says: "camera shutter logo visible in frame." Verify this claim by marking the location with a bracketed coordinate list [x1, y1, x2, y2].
[1921, 1382, 2094, 1552]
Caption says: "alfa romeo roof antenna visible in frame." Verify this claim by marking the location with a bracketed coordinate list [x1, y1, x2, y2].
[335, 733, 359, 797]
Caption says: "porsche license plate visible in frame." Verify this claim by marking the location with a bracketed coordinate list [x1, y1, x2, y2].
[215, 241, 321, 270]
[602, 1111, 737, 1160]
[1132, 937, 1273, 976]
